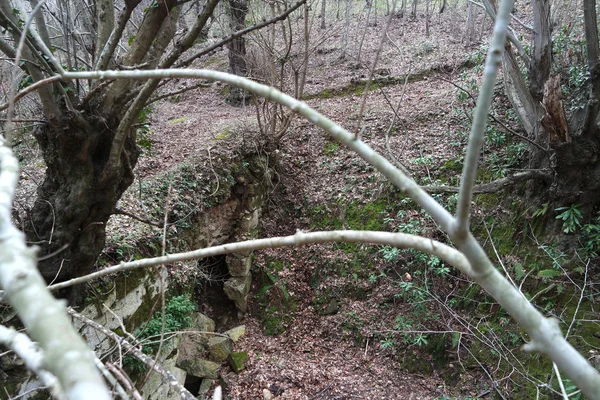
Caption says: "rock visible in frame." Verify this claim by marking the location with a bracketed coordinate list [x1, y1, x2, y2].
[178, 359, 220, 379]
[208, 336, 232, 362]
[262, 389, 273, 400]
[223, 275, 251, 302]
[234, 297, 248, 313]
[193, 312, 216, 333]
[199, 378, 215, 395]
[228, 351, 249, 373]
[143, 337, 185, 400]
[224, 325, 245, 342]
[226, 254, 252, 277]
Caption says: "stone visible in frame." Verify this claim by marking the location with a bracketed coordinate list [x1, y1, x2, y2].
[262, 389, 273, 400]
[223, 275, 251, 301]
[228, 351, 249, 373]
[178, 359, 220, 379]
[199, 378, 215, 395]
[193, 312, 216, 333]
[143, 337, 185, 400]
[234, 297, 248, 313]
[224, 325, 246, 342]
[226, 254, 252, 277]
[239, 209, 260, 231]
[208, 336, 232, 362]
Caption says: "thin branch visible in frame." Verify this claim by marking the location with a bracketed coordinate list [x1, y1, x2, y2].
[0, 75, 62, 112]
[114, 208, 164, 228]
[6, 0, 46, 144]
[436, 76, 550, 154]
[454, 0, 513, 237]
[49, 230, 471, 291]
[356, 0, 397, 138]
[94, 357, 130, 400]
[146, 81, 212, 106]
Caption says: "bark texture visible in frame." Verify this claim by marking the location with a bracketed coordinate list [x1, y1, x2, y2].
[227, 0, 250, 105]
[29, 112, 139, 282]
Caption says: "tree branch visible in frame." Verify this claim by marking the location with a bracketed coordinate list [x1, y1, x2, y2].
[424, 170, 551, 194]
[49, 230, 471, 291]
[95, 1, 142, 71]
[454, 0, 512, 237]
[0, 325, 63, 398]
[145, 81, 212, 106]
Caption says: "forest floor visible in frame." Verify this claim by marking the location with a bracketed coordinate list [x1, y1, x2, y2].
[113, 8, 513, 399]
[92, 4, 561, 400]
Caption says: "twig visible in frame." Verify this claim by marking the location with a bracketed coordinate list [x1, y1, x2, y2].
[176, 0, 307, 68]
[105, 363, 143, 400]
[553, 362, 569, 400]
[146, 81, 212, 106]
[565, 260, 589, 340]
[94, 357, 130, 400]
[114, 208, 164, 228]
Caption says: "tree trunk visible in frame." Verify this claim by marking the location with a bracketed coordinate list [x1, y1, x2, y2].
[227, 0, 249, 105]
[529, 0, 552, 101]
[28, 114, 139, 283]
[399, 0, 406, 18]
[502, 0, 600, 225]
[357, 0, 373, 64]
[341, 0, 352, 59]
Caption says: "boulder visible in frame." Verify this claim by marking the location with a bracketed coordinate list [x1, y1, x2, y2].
[193, 312, 215, 333]
[224, 325, 246, 342]
[223, 275, 251, 302]
[228, 351, 249, 373]
[208, 336, 232, 362]
[177, 359, 220, 379]
[226, 254, 252, 277]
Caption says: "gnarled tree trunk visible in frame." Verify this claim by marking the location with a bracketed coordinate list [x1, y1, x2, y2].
[501, 0, 600, 223]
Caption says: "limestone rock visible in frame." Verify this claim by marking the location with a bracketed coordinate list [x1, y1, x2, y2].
[224, 325, 246, 342]
[199, 378, 215, 395]
[228, 351, 249, 373]
[208, 336, 232, 362]
[262, 389, 273, 400]
[223, 275, 251, 301]
[193, 312, 216, 333]
[226, 254, 252, 277]
[143, 337, 185, 400]
[178, 359, 220, 379]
